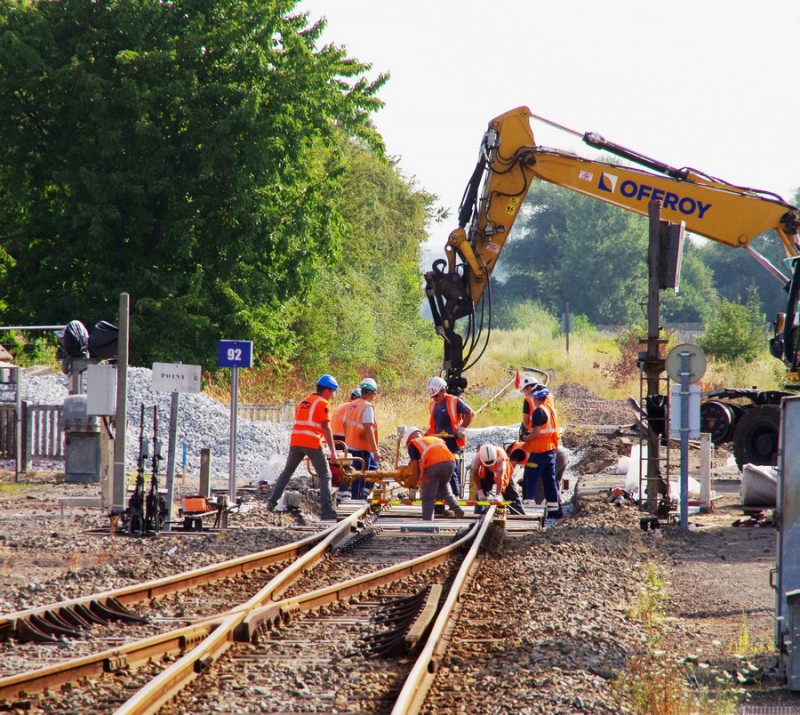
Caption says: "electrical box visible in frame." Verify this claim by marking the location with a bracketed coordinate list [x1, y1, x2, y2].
[86, 364, 116, 415]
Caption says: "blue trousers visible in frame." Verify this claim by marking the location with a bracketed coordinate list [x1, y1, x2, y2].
[348, 449, 377, 499]
[522, 450, 559, 504]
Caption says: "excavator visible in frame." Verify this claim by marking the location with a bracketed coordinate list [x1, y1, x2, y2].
[425, 106, 800, 468]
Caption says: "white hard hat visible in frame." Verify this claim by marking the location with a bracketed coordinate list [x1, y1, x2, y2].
[520, 375, 542, 391]
[478, 444, 499, 467]
[426, 376, 447, 397]
[360, 377, 378, 392]
[403, 426, 423, 445]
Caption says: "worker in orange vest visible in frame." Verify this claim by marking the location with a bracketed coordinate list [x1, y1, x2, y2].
[470, 444, 525, 515]
[404, 427, 465, 521]
[520, 387, 562, 519]
[267, 374, 340, 521]
[343, 377, 380, 499]
[331, 387, 360, 447]
[426, 376, 474, 499]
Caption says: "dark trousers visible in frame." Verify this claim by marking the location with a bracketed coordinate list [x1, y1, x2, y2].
[348, 449, 377, 499]
[522, 450, 559, 505]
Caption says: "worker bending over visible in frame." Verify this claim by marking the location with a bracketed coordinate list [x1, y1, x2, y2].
[471, 443, 525, 515]
[404, 427, 465, 521]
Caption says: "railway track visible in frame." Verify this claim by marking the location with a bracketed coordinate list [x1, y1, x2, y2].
[0, 503, 534, 713]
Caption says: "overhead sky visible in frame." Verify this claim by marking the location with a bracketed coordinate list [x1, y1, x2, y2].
[298, 0, 800, 249]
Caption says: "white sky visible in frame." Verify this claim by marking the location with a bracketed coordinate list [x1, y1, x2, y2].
[298, 0, 800, 248]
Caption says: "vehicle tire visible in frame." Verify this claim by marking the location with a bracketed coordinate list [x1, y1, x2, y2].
[700, 400, 736, 445]
[733, 405, 780, 469]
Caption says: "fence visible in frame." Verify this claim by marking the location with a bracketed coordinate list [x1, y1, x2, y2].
[238, 401, 296, 423]
[0, 402, 64, 468]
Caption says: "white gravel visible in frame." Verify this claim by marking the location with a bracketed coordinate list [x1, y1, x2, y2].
[5, 367, 291, 483]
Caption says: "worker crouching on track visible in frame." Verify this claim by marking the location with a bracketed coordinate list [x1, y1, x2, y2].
[344, 377, 380, 500]
[520, 387, 563, 519]
[404, 427, 465, 521]
[471, 444, 525, 515]
[267, 374, 340, 521]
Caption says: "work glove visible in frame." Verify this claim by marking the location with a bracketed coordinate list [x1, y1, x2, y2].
[454, 429, 465, 440]
[477, 489, 486, 501]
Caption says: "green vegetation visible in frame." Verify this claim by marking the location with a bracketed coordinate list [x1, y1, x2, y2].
[616, 561, 748, 714]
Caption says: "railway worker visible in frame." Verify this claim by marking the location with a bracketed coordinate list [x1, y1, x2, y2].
[508, 440, 569, 504]
[520, 387, 563, 519]
[267, 374, 340, 521]
[425, 376, 474, 499]
[471, 443, 525, 515]
[404, 427, 465, 521]
[344, 377, 380, 500]
[331, 387, 360, 447]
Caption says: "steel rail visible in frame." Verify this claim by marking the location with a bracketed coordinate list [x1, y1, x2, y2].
[237, 517, 484, 640]
[113, 508, 368, 715]
[0, 508, 368, 705]
[391, 506, 497, 714]
[0, 515, 361, 642]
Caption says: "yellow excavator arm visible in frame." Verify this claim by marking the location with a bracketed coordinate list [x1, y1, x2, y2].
[426, 105, 800, 391]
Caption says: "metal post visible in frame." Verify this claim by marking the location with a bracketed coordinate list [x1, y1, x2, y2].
[679, 351, 691, 528]
[565, 303, 570, 354]
[112, 293, 129, 515]
[200, 448, 211, 499]
[229, 367, 239, 503]
[163, 391, 179, 532]
[700, 433, 712, 511]
[14, 367, 22, 482]
[645, 201, 667, 513]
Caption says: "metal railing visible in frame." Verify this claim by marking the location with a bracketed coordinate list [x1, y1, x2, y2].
[0, 402, 64, 468]
[238, 401, 295, 423]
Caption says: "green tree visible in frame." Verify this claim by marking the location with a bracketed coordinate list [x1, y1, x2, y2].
[660, 241, 719, 323]
[0, 0, 386, 368]
[698, 285, 766, 361]
[495, 183, 649, 325]
[287, 141, 437, 383]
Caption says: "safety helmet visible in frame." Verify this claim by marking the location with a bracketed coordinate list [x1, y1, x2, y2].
[426, 376, 447, 397]
[316, 374, 339, 391]
[520, 375, 542, 391]
[360, 377, 378, 393]
[532, 387, 550, 399]
[478, 444, 499, 467]
[403, 426, 423, 445]
[350, 387, 362, 400]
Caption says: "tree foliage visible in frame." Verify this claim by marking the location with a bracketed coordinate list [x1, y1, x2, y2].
[0, 0, 390, 368]
[698, 286, 766, 362]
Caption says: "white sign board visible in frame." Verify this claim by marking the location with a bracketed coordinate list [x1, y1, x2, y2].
[152, 363, 201, 394]
[669, 384, 701, 439]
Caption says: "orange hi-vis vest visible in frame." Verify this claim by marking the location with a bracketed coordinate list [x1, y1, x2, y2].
[527, 402, 559, 453]
[522, 393, 555, 430]
[472, 446, 513, 494]
[409, 435, 454, 472]
[343, 398, 379, 451]
[428, 394, 466, 449]
[330, 401, 349, 438]
[289, 393, 331, 449]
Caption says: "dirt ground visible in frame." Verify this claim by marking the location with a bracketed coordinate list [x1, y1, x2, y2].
[1, 399, 799, 712]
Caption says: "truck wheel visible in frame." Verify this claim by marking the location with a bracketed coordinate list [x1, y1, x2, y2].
[733, 405, 780, 469]
[700, 400, 736, 445]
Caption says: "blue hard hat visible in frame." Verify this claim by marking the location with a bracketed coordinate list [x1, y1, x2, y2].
[317, 374, 339, 391]
[532, 388, 550, 399]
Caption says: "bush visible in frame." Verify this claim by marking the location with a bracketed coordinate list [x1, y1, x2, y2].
[699, 288, 766, 362]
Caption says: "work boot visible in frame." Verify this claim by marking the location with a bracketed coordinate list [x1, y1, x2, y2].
[266, 500, 278, 513]
[321, 509, 338, 521]
[450, 504, 465, 518]
[548, 507, 564, 520]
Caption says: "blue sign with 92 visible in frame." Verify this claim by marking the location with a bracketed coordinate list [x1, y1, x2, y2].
[217, 340, 253, 368]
